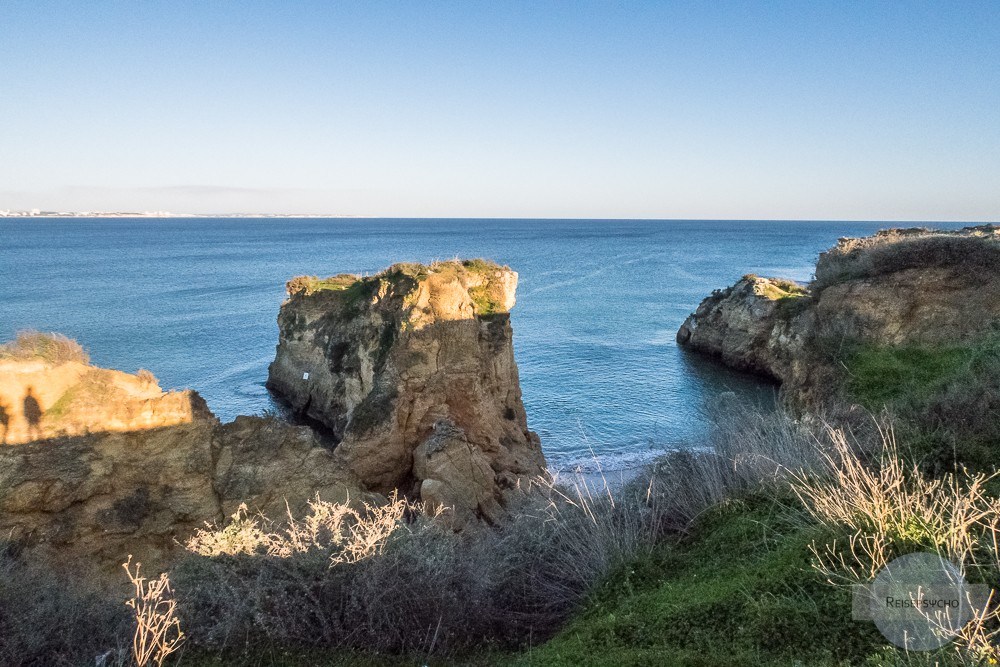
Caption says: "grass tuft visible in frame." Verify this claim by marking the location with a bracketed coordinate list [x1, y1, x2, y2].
[0, 330, 89, 365]
[792, 426, 1000, 662]
[813, 229, 1000, 291]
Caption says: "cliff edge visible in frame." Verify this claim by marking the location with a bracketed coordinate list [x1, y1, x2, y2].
[0, 344, 369, 578]
[677, 225, 1000, 409]
[267, 259, 546, 525]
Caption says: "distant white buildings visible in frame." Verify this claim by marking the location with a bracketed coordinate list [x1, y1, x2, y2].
[0, 209, 176, 218]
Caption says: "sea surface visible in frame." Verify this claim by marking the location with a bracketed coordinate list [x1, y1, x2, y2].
[0, 218, 969, 472]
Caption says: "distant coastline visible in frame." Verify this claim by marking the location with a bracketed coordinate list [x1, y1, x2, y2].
[0, 210, 365, 218]
[4, 212, 997, 223]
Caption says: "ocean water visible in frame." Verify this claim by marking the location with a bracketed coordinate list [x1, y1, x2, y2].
[0, 218, 968, 472]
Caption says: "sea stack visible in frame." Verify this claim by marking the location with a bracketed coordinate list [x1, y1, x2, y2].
[267, 259, 547, 525]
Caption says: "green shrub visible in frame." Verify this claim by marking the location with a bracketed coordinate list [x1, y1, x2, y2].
[461, 258, 503, 275]
[774, 293, 813, 319]
[469, 284, 503, 315]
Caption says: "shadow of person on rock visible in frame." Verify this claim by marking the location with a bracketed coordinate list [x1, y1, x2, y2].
[0, 399, 9, 444]
[22, 387, 43, 441]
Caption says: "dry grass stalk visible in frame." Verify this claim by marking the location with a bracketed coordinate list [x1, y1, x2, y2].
[186, 493, 414, 567]
[791, 425, 1000, 660]
[331, 493, 410, 565]
[122, 555, 185, 667]
[183, 503, 277, 557]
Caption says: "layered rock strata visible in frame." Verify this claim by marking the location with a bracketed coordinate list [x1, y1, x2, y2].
[267, 260, 547, 524]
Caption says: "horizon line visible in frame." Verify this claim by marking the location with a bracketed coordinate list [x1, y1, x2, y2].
[2, 213, 999, 224]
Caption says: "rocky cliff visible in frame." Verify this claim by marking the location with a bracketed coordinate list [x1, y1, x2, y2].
[0, 357, 367, 579]
[0, 258, 546, 576]
[677, 226, 1000, 408]
[267, 260, 546, 525]
[0, 358, 208, 445]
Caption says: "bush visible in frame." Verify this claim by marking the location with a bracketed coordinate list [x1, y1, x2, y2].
[171, 400, 839, 661]
[0, 545, 130, 666]
[173, 484, 662, 657]
[813, 230, 1000, 291]
[0, 330, 89, 365]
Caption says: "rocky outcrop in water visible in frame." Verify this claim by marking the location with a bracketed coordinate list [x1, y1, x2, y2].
[676, 275, 806, 380]
[678, 226, 1000, 407]
[267, 260, 546, 524]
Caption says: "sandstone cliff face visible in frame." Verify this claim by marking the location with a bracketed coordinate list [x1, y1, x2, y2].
[677, 226, 1000, 408]
[0, 360, 367, 579]
[0, 360, 207, 445]
[267, 260, 546, 524]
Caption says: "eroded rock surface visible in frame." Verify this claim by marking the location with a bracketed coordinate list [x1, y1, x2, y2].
[0, 259, 547, 577]
[676, 275, 805, 380]
[413, 419, 505, 527]
[0, 361, 367, 579]
[0, 360, 207, 445]
[677, 226, 1000, 408]
[267, 260, 547, 520]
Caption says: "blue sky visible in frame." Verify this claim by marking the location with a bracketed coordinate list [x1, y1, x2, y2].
[1, 1, 998, 219]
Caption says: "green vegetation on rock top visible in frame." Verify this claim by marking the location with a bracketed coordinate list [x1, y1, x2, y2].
[286, 274, 361, 296]
[743, 274, 808, 302]
[288, 259, 507, 295]
[813, 230, 1000, 290]
[285, 259, 511, 315]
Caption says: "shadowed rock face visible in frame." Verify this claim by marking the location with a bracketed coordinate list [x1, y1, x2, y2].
[677, 226, 1000, 408]
[0, 359, 369, 579]
[267, 260, 547, 521]
[676, 275, 804, 380]
[0, 412, 368, 580]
